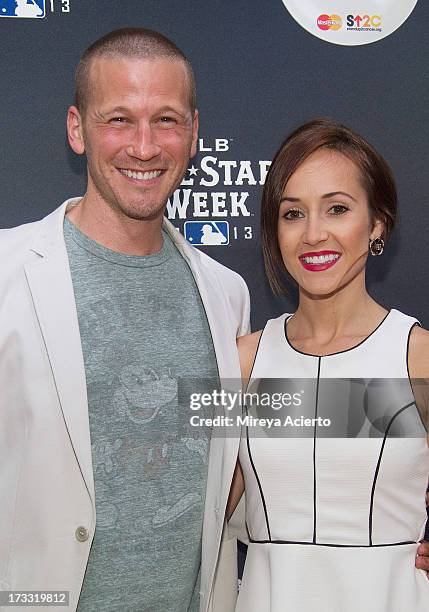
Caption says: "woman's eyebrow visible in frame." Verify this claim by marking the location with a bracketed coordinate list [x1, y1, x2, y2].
[321, 191, 357, 202]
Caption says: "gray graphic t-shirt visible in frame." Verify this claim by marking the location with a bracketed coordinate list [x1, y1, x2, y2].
[64, 218, 219, 612]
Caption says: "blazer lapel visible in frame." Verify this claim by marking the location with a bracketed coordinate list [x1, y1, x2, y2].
[189, 261, 238, 379]
[24, 202, 94, 505]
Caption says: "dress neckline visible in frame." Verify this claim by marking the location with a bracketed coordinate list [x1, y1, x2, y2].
[283, 309, 392, 358]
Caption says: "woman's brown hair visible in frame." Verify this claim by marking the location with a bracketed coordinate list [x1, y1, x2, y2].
[261, 118, 397, 294]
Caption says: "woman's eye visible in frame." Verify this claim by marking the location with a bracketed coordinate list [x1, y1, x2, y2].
[284, 209, 304, 220]
[329, 204, 349, 215]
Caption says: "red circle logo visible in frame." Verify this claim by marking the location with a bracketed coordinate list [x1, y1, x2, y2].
[317, 14, 331, 30]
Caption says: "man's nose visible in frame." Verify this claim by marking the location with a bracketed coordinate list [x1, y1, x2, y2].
[126, 123, 161, 161]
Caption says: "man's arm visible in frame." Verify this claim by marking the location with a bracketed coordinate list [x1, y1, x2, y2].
[416, 541, 429, 573]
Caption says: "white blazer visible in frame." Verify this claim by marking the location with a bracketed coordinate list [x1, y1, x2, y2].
[0, 199, 250, 612]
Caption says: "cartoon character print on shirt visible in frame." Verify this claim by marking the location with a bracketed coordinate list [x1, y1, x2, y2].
[114, 365, 177, 425]
[108, 363, 201, 527]
[112, 364, 176, 481]
[112, 363, 210, 528]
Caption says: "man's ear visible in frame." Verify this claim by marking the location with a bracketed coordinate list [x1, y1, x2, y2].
[67, 105, 85, 155]
[190, 109, 199, 158]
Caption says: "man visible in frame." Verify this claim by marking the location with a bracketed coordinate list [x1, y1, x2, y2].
[0, 28, 249, 611]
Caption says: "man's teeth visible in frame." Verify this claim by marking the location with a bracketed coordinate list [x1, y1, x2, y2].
[120, 169, 162, 180]
[302, 254, 340, 264]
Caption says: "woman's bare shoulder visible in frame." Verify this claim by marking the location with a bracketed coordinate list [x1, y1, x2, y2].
[237, 330, 263, 381]
[408, 326, 429, 379]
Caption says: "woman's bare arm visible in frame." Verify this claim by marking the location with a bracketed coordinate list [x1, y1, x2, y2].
[225, 331, 262, 520]
[408, 325, 429, 573]
[408, 325, 429, 437]
[226, 461, 245, 521]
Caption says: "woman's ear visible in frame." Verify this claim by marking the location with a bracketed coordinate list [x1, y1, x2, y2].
[370, 217, 385, 240]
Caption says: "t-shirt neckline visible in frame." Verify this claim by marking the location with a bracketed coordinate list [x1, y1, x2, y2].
[63, 216, 172, 268]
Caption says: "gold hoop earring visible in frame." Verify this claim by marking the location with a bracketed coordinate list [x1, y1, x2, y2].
[369, 236, 384, 256]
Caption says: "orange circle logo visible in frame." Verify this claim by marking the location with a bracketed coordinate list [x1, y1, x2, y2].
[317, 14, 342, 31]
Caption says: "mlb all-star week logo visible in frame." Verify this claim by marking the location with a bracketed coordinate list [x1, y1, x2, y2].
[167, 137, 271, 246]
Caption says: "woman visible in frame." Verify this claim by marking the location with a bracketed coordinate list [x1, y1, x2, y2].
[227, 118, 429, 611]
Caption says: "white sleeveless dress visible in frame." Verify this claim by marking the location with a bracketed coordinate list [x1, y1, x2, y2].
[237, 309, 429, 612]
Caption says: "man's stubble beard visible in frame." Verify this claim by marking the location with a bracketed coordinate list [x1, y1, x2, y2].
[86, 163, 169, 223]
[107, 191, 169, 222]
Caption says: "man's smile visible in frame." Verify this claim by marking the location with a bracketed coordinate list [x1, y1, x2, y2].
[118, 168, 163, 181]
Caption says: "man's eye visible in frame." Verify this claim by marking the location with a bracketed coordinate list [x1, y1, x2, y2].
[329, 204, 349, 215]
[158, 116, 176, 124]
[284, 209, 304, 220]
[109, 117, 127, 123]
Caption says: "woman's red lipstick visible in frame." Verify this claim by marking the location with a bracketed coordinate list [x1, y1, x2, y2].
[299, 250, 341, 272]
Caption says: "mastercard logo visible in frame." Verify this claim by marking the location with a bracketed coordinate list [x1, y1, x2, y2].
[317, 14, 343, 31]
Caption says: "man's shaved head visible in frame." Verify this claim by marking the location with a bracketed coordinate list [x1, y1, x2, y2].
[75, 27, 196, 116]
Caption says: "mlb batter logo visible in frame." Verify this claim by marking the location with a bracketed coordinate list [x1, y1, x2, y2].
[0, 0, 45, 18]
[184, 221, 229, 246]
